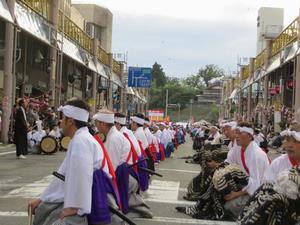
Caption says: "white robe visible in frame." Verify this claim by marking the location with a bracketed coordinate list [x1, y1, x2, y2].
[40, 127, 109, 215]
[120, 126, 142, 157]
[153, 130, 162, 142]
[134, 126, 149, 150]
[225, 139, 238, 164]
[227, 141, 270, 195]
[49, 129, 61, 139]
[263, 154, 294, 183]
[160, 128, 171, 148]
[105, 126, 131, 170]
[206, 131, 221, 145]
[32, 130, 47, 144]
[144, 127, 154, 145]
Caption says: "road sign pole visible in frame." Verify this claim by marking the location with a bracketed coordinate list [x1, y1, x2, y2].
[165, 89, 168, 118]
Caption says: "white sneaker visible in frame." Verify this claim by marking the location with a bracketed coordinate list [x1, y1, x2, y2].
[19, 155, 26, 159]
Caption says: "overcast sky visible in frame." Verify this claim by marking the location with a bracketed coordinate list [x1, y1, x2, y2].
[73, 0, 300, 78]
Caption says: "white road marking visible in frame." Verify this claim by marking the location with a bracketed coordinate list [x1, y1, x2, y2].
[0, 176, 22, 184]
[3, 175, 53, 198]
[147, 180, 179, 201]
[0, 211, 28, 217]
[0, 151, 15, 156]
[179, 187, 187, 192]
[156, 168, 199, 174]
[145, 198, 196, 205]
[0, 212, 236, 225]
[135, 216, 236, 224]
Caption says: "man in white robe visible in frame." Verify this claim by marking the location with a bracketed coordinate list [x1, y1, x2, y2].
[159, 123, 171, 149]
[153, 125, 162, 142]
[222, 121, 238, 163]
[263, 123, 300, 183]
[28, 99, 108, 225]
[205, 126, 221, 145]
[94, 112, 152, 218]
[93, 110, 131, 171]
[131, 114, 149, 151]
[144, 118, 159, 156]
[223, 122, 270, 218]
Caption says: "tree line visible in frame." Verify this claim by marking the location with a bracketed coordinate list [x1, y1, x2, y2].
[149, 62, 224, 112]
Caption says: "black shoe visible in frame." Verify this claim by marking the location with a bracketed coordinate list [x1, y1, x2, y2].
[175, 206, 186, 213]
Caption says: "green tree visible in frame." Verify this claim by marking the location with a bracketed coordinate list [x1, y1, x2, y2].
[152, 62, 167, 87]
[198, 64, 224, 87]
[183, 75, 204, 92]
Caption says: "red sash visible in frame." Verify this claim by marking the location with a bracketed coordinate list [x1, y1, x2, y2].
[240, 147, 250, 175]
[123, 132, 139, 172]
[288, 155, 298, 167]
[149, 143, 157, 161]
[137, 140, 148, 158]
[94, 135, 121, 209]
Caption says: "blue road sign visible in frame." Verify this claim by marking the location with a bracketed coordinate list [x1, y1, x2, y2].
[128, 67, 152, 88]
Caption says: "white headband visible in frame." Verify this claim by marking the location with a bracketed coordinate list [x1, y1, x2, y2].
[223, 121, 237, 129]
[58, 105, 89, 122]
[144, 121, 150, 126]
[280, 129, 300, 142]
[131, 116, 145, 125]
[115, 117, 126, 125]
[237, 126, 254, 136]
[93, 112, 114, 124]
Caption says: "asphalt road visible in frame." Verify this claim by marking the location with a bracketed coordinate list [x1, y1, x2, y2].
[0, 137, 242, 225]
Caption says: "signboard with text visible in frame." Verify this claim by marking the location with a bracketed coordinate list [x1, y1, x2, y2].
[128, 67, 152, 88]
[147, 110, 164, 122]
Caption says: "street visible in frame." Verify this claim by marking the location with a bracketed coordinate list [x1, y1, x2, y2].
[0, 137, 236, 225]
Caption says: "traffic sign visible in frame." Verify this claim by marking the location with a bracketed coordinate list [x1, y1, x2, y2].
[128, 67, 152, 88]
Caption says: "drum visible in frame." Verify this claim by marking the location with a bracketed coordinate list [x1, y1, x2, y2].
[60, 136, 71, 151]
[40, 136, 58, 154]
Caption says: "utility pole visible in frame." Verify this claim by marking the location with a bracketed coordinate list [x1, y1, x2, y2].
[189, 99, 193, 120]
[165, 89, 168, 118]
[178, 103, 181, 122]
[1, 0, 15, 143]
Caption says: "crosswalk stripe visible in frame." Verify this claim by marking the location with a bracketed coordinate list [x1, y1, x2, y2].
[0, 212, 236, 225]
[2, 175, 53, 198]
[156, 168, 199, 174]
[0, 151, 15, 156]
[132, 216, 236, 224]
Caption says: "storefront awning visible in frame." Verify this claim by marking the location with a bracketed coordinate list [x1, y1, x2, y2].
[57, 33, 86, 66]
[266, 55, 281, 74]
[0, 0, 13, 23]
[229, 89, 237, 99]
[141, 94, 147, 103]
[282, 41, 298, 64]
[134, 89, 142, 100]
[88, 59, 97, 73]
[95, 61, 109, 79]
[112, 72, 123, 88]
[15, 3, 52, 45]
[126, 86, 135, 95]
[253, 69, 266, 83]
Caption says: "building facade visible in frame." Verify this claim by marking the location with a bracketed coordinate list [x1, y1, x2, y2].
[0, 0, 147, 143]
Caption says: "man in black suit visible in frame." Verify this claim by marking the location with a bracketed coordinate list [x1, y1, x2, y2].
[14, 99, 29, 159]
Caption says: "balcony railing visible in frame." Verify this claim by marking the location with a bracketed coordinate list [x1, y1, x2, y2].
[241, 65, 250, 80]
[271, 17, 299, 56]
[97, 47, 109, 66]
[18, 0, 51, 20]
[234, 77, 240, 88]
[58, 10, 93, 54]
[254, 49, 266, 70]
[113, 59, 122, 75]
